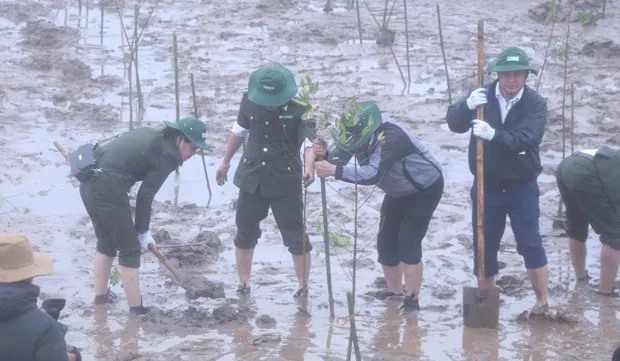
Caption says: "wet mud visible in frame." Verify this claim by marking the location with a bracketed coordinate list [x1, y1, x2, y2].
[1, 0, 620, 360]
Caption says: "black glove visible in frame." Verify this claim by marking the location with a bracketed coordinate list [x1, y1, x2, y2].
[41, 298, 66, 321]
[67, 345, 82, 361]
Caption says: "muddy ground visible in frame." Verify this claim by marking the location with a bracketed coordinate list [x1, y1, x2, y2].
[1, 0, 619, 360]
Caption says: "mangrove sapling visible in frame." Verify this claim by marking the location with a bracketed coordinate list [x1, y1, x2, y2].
[113, 0, 162, 127]
[536, 0, 562, 92]
[436, 4, 452, 104]
[298, 75, 336, 318]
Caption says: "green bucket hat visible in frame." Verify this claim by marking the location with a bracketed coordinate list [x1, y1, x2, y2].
[163, 117, 209, 150]
[487, 46, 538, 75]
[336, 101, 382, 153]
[247, 66, 298, 108]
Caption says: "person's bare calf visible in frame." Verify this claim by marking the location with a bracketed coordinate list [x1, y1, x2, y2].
[599, 243, 620, 294]
[382, 264, 404, 294]
[569, 238, 588, 281]
[235, 247, 254, 294]
[293, 252, 311, 294]
[527, 264, 549, 305]
[403, 261, 423, 297]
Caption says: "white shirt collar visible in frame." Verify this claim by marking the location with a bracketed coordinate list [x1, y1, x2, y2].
[495, 82, 524, 122]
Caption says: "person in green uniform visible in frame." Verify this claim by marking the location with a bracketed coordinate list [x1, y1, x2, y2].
[556, 146, 620, 297]
[79, 117, 209, 314]
[215, 66, 315, 298]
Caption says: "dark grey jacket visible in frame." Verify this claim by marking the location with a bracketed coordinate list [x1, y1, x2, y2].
[327, 115, 442, 198]
[446, 81, 547, 192]
[594, 146, 620, 210]
[0, 282, 68, 361]
[93, 127, 182, 233]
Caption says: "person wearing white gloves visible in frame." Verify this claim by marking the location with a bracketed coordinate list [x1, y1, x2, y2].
[446, 46, 550, 314]
[78, 117, 209, 314]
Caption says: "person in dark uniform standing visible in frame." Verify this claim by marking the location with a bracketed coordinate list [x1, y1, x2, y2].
[556, 146, 620, 297]
[446, 46, 549, 313]
[215, 66, 315, 297]
[79, 117, 209, 314]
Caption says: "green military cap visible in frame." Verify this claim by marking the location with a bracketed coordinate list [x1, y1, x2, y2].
[163, 117, 209, 150]
[487, 46, 538, 75]
[247, 66, 298, 108]
[336, 101, 382, 153]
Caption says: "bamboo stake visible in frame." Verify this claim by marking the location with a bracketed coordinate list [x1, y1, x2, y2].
[436, 4, 452, 104]
[556, 1, 574, 221]
[355, 0, 363, 45]
[173, 32, 180, 175]
[347, 292, 361, 361]
[78, 0, 82, 29]
[536, 0, 561, 92]
[403, 0, 411, 94]
[134, 4, 145, 121]
[318, 154, 335, 319]
[190, 73, 213, 202]
[173, 33, 180, 121]
[570, 83, 575, 153]
[99, 0, 104, 46]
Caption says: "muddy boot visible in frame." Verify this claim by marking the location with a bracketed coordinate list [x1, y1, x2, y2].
[94, 288, 117, 305]
[236, 282, 251, 296]
[129, 297, 150, 315]
[399, 294, 420, 312]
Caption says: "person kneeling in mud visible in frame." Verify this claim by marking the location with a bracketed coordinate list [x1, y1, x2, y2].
[79, 117, 209, 314]
[313, 101, 444, 312]
[0, 234, 82, 361]
[556, 146, 620, 297]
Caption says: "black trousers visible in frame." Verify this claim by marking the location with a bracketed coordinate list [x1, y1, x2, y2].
[234, 187, 311, 255]
[79, 173, 141, 268]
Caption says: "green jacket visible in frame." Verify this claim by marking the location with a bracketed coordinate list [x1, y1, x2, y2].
[94, 127, 181, 233]
[594, 146, 620, 211]
[233, 93, 313, 197]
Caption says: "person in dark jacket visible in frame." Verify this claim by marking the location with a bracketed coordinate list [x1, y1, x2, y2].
[313, 101, 444, 312]
[80, 117, 209, 314]
[556, 146, 620, 296]
[446, 46, 549, 313]
[215, 66, 315, 298]
[0, 234, 80, 361]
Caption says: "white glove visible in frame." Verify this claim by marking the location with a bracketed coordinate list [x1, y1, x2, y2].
[466, 88, 488, 110]
[138, 232, 155, 250]
[471, 119, 496, 141]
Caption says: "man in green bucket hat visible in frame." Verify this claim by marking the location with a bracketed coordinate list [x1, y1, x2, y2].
[446, 46, 550, 314]
[313, 100, 444, 313]
[215, 65, 316, 299]
[77, 117, 208, 315]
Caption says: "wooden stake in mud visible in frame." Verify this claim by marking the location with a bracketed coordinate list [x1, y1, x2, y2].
[403, 0, 411, 94]
[436, 4, 452, 104]
[190, 73, 213, 203]
[318, 153, 335, 319]
[570, 83, 575, 153]
[462, 20, 500, 330]
[173, 32, 181, 122]
[173, 32, 180, 175]
[100, 1, 104, 46]
[346, 292, 361, 361]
